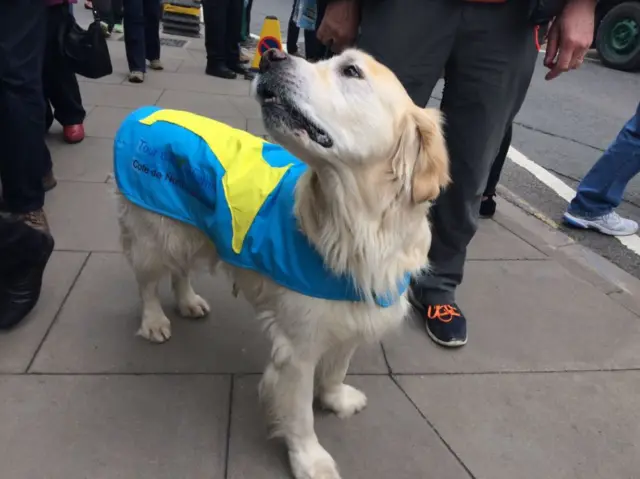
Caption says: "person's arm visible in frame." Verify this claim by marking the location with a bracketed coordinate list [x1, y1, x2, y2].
[316, 0, 361, 53]
[544, 0, 597, 80]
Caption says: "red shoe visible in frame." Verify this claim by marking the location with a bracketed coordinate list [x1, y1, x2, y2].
[63, 124, 85, 144]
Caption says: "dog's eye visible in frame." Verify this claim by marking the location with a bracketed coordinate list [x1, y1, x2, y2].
[341, 64, 363, 79]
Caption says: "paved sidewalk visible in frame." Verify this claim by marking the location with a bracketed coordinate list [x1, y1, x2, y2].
[2, 39, 640, 479]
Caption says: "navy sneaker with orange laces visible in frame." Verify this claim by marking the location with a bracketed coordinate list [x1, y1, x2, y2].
[409, 294, 468, 348]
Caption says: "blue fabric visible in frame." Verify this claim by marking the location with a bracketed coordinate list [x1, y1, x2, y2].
[114, 106, 409, 306]
[569, 102, 640, 217]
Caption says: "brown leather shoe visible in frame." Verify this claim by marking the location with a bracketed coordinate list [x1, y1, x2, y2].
[63, 124, 85, 144]
[239, 48, 251, 64]
[18, 209, 51, 235]
[42, 171, 57, 192]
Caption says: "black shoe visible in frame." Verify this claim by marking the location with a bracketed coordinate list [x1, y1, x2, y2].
[480, 196, 496, 218]
[409, 291, 467, 348]
[227, 62, 256, 80]
[205, 63, 237, 79]
[0, 221, 55, 330]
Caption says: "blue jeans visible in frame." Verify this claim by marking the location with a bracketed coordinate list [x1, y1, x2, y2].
[569, 102, 640, 217]
[123, 0, 161, 73]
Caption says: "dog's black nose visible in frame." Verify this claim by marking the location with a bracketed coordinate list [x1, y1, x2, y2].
[259, 48, 288, 74]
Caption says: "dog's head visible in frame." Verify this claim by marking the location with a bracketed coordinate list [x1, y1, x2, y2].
[252, 48, 449, 203]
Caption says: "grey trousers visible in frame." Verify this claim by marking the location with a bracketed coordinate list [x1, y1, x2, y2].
[358, 0, 539, 304]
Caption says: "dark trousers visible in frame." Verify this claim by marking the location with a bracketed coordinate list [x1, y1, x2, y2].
[94, 0, 124, 30]
[359, 0, 539, 303]
[484, 124, 513, 198]
[243, 0, 253, 41]
[286, 0, 301, 53]
[44, 4, 86, 132]
[202, 0, 243, 65]
[123, 0, 161, 73]
[0, 0, 50, 213]
[287, 0, 330, 61]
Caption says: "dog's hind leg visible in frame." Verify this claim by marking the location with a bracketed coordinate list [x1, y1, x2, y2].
[171, 270, 210, 318]
[259, 327, 341, 479]
[315, 341, 367, 419]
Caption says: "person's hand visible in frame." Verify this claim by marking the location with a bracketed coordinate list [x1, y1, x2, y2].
[544, 0, 596, 80]
[316, 0, 360, 53]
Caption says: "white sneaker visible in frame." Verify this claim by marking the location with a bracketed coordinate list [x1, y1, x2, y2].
[563, 210, 639, 236]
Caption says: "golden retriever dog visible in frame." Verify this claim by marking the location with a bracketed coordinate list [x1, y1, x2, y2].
[115, 48, 449, 479]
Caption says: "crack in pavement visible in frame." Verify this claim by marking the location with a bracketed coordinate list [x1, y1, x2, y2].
[513, 122, 606, 152]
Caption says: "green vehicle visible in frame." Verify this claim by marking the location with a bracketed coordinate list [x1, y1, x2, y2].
[594, 0, 640, 71]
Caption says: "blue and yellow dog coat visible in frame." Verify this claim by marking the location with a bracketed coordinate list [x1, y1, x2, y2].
[114, 106, 409, 306]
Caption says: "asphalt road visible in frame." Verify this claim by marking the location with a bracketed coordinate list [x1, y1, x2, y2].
[491, 56, 640, 280]
[73, 2, 640, 278]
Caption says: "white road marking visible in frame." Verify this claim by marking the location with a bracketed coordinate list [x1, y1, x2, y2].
[507, 146, 640, 256]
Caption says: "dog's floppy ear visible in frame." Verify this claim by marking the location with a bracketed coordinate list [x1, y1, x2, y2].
[410, 107, 450, 203]
[392, 107, 450, 204]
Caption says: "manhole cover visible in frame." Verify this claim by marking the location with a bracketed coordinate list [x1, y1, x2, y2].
[118, 37, 188, 48]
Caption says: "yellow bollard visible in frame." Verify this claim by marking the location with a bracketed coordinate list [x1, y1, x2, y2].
[250, 16, 283, 72]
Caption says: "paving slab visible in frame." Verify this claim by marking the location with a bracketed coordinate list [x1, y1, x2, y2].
[105, 39, 195, 63]
[176, 60, 215, 76]
[383, 260, 640, 374]
[84, 106, 135, 139]
[48, 137, 114, 183]
[0, 375, 230, 479]
[227, 95, 262, 120]
[0, 252, 87, 373]
[468, 219, 546, 260]
[126, 70, 250, 96]
[397, 372, 640, 479]
[77, 56, 129, 85]
[227, 375, 470, 479]
[155, 89, 248, 124]
[44, 182, 121, 252]
[79, 82, 163, 108]
[246, 118, 268, 138]
[31, 253, 387, 374]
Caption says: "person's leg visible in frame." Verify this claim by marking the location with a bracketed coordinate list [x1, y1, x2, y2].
[359, 0, 457, 108]
[202, 0, 236, 78]
[143, 0, 162, 64]
[303, 29, 329, 61]
[0, 0, 50, 216]
[112, 0, 124, 31]
[0, 0, 54, 330]
[358, 0, 459, 345]
[43, 4, 86, 143]
[225, 0, 247, 73]
[480, 123, 513, 218]
[287, 0, 301, 54]
[243, 0, 253, 43]
[306, 0, 332, 61]
[412, 2, 538, 346]
[564, 102, 640, 235]
[123, 0, 147, 78]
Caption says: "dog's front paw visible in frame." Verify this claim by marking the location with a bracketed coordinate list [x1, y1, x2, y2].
[137, 313, 172, 343]
[177, 293, 210, 319]
[289, 443, 341, 479]
[319, 384, 367, 419]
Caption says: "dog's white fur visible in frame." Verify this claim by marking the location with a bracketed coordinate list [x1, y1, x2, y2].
[116, 49, 449, 479]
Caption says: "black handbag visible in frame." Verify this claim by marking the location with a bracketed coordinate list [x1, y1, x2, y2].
[60, 16, 113, 79]
[528, 0, 568, 24]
